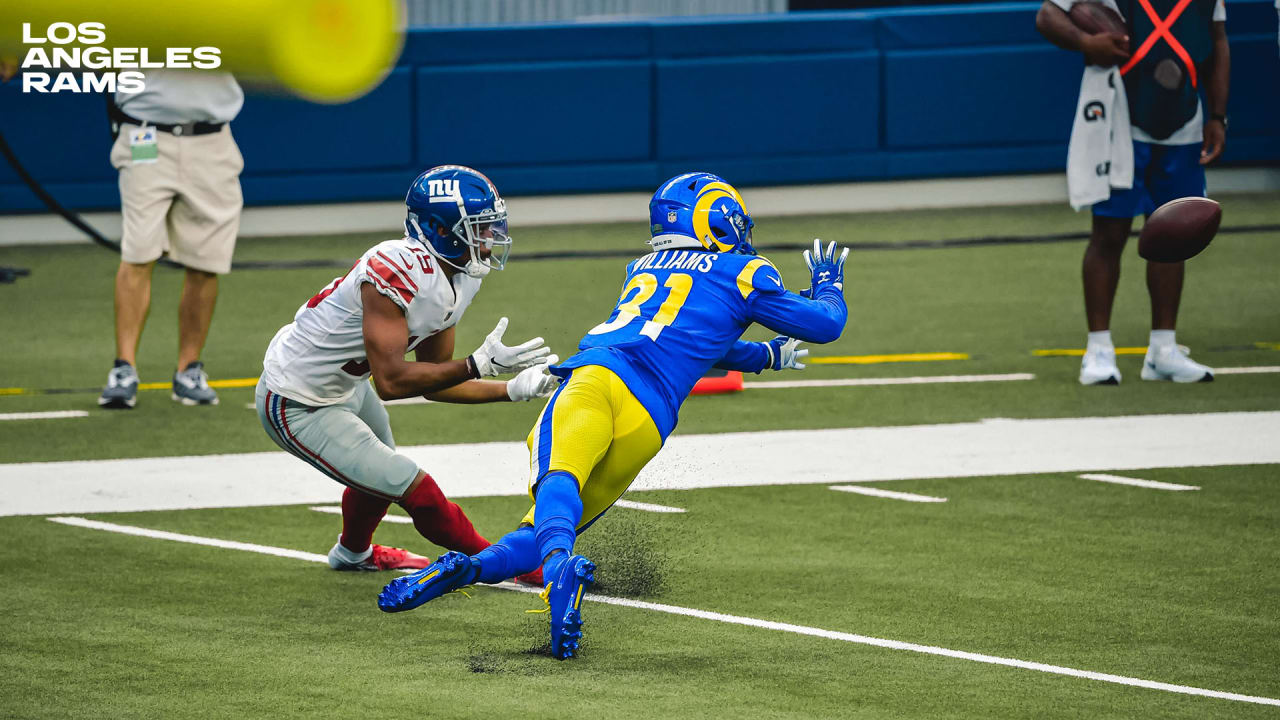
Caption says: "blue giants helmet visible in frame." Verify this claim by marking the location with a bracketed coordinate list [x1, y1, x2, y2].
[648, 172, 755, 255]
[404, 165, 510, 277]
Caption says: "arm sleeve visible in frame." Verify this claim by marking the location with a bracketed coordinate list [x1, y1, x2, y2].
[747, 286, 847, 344]
[737, 256, 844, 343]
[737, 258, 847, 344]
[714, 340, 772, 374]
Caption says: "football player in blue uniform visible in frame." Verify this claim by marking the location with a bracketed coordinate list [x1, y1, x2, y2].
[378, 172, 849, 659]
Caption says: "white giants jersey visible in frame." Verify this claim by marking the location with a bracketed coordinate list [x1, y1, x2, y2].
[262, 238, 482, 406]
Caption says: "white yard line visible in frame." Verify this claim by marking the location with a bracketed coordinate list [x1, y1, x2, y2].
[612, 499, 687, 513]
[743, 373, 1034, 389]
[830, 485, 947, 503]
[0, 410, 89, 421]
[1214, 366, 1280, 375]
[48, 516, 328, 563]
[309, 505, 413, 523]
[1077, 474, 1201, 491]
[45, 515, 1280, 709]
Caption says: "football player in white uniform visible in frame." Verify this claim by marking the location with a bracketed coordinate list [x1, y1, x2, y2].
[256, 166, 557, 582]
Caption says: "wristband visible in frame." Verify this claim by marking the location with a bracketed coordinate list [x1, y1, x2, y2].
[466, 355, 480, 379]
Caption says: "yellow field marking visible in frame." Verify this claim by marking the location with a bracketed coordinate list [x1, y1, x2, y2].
[1033, 347, 1148, 358]
[138, 378, 259, 390]
[809, 352, 969, 365]
[1256, 342, 1280, 351]
[210, 378, 260, 389]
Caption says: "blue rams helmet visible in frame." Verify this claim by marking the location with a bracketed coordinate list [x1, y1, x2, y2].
[648, 172, 755, 255]
[404, 165, 510, 277]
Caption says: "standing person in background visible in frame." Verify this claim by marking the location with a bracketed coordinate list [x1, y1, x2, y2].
[1036, 0, 1228, 385]
[98, 70, 245, 409]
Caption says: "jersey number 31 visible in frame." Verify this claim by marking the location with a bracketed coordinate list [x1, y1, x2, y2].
[588, 272, 692, 341]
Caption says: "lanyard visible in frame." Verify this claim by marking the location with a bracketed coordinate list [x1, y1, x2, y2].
[1119, 0, 1199, 88]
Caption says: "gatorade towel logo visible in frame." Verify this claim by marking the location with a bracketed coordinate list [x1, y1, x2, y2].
[427, 178, 460, 203]
[1084, 101, 1106, 122]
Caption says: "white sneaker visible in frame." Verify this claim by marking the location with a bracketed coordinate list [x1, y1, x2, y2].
[1141, 345, 1214, 383]
[1079, 346, 1121, 385]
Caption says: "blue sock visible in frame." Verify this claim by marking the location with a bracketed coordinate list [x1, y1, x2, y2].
[534, 471, 583, 581]
[471, 526, 540, 584]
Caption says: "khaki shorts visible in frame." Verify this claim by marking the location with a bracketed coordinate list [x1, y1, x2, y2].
[110, 124, 244, 274]
[256, 379, 419, 501]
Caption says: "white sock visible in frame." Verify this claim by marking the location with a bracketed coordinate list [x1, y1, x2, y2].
[1087, 330, 1114, 351]
[1149, 329, 1176, 349]
[332, 535, 372, 563]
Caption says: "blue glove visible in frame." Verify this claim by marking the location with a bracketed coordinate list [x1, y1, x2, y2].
[803, 238, 849, 295]
[765, 336, 808, 371]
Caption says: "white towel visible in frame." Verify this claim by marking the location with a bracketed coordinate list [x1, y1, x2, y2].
[1067, 66, 1133, 211]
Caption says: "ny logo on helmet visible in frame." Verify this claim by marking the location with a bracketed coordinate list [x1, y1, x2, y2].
[427, 178, 460, 202]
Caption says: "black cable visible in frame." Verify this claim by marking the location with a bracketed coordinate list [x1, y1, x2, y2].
[0, 128, 185, 270]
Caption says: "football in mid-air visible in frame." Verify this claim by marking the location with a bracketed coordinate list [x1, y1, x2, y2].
[1138, 197, 1221, 263]
[1068, 1, 1127, 35]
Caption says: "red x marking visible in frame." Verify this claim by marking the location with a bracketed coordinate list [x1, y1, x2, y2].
[1119, 0, 1198, 88]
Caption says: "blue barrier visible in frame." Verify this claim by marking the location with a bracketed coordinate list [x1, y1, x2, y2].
[1, 0, 1276, 214]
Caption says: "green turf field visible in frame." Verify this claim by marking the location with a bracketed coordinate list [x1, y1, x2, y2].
[2, 195, 1279, 718]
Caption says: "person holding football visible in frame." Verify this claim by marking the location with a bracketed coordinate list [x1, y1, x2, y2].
[1036, 0, 1228, 385]
[378, 172, 849, 660]
[256, 165, 554, 582]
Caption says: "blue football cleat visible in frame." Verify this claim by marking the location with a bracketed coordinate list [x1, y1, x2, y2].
[377, 551, 477, 613]
[548, 554, 595, 660]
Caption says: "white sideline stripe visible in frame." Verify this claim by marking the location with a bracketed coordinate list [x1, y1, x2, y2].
[744, 373, 1034, 389]
[6, 411, 1280, 516]
[46, 515, 1280, 708]
[612, 499, 687, 513]
[309, 505, 412, 524]
[0, 410, 89, 421]
[1215, 366, 1280, 375]
[830, 485, 947, 503]
[1078, 474, 1201, 491]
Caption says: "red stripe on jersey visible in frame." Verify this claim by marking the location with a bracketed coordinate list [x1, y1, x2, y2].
[376, 251, 419, 292]
[367, 257, 414, 305]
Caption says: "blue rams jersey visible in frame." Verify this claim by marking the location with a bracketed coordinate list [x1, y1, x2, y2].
[553, 248, 846, 440]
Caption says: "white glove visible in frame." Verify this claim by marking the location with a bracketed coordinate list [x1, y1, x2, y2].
[506, 356, 560, 401]
[765, 336, 808, 371]
[470, 317, 552, 377]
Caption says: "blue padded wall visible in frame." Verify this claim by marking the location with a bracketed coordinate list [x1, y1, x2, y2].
[0, 0, 1275, 215]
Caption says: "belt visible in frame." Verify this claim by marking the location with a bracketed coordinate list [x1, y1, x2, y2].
[110, 106, 225, 137]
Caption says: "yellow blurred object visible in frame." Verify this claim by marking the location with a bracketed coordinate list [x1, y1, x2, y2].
[1, 0, 403, 102]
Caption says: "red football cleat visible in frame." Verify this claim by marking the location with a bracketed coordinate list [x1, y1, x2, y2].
[514, 567, 544, 587]
[369, 545, 433, 570]
[328, 541, 432, 571]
